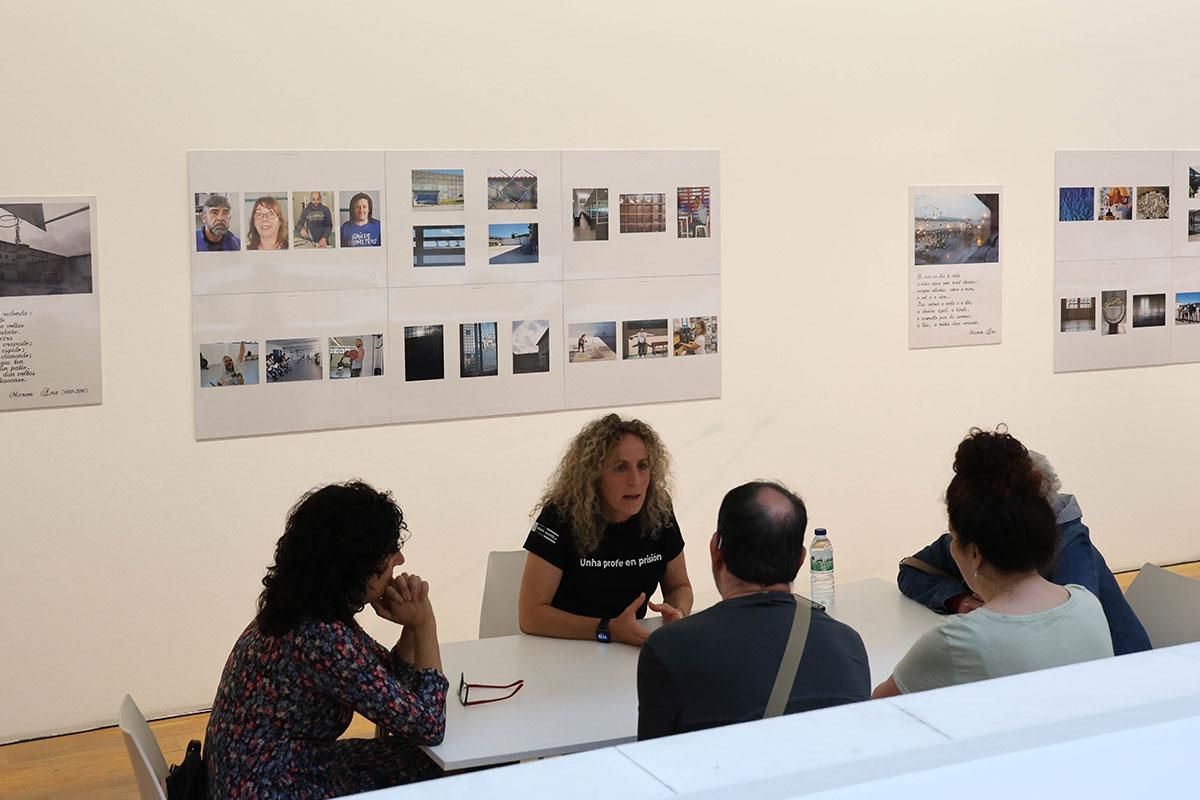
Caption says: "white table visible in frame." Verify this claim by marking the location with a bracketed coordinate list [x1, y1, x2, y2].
[423, 578, 939, 771]
[425, 632, 643, 770]
[819, 577, 944, 686]
[372, 644, 1200, 800]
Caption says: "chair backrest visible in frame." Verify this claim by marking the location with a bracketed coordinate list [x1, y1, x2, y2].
[1124, 563, 1200, 648]
[479, 550, 527, 639]
[118, 694, 168, 800]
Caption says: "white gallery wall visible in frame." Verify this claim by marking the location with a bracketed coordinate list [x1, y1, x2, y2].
[1, 1, 1198, 742]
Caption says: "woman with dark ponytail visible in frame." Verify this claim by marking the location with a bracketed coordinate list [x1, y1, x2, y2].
[873, 428, 1113, 698]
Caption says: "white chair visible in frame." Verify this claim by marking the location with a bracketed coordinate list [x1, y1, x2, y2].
[1124, 563, 1200, 648]
[479, 550, 527, 639]
[118, 694, 168, 800]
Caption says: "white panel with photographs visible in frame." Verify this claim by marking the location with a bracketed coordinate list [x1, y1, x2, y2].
[386, 282, 565, 423]
[189, 150, 388, 295]
[0, 196, 103, 412]
[190, 150, 720, 439]
[385, 151, 564, 287]
[1054, 151, 1200, 372]
[193, 289, 391, 439]
[560, 150, 720, 279]
[563, 275, 720, 411]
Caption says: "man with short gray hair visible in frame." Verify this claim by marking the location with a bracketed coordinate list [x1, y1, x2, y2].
[196, 194, 240, 251]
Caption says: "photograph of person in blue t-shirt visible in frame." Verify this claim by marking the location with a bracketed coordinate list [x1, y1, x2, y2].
[339, 191, 381, 248]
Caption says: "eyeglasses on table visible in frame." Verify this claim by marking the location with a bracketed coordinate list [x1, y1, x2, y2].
[457, 672, 524, 706]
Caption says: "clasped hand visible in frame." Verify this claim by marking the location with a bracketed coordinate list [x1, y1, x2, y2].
[608, 593, 685, 646]
[371, 572, 435, 628]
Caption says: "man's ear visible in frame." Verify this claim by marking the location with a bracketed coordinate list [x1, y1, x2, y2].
[709, 531, 722, 566]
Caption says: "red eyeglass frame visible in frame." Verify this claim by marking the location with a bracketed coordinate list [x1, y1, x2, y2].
[457, 672, 525, 706]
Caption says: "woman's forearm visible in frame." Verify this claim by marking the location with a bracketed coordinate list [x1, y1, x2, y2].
[519, 603, 602, 641]
[409, 621, 442, 672]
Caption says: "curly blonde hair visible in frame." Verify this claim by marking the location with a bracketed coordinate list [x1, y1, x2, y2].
[538, 414, 674, 555]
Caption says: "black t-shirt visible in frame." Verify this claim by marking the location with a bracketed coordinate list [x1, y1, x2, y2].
[523, 504, 684, 620]
[636, 592, 870, 740]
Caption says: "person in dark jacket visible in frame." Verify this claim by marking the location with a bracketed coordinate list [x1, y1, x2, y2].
[637, 481, 869, 739]
[897, 451, 1151, 656]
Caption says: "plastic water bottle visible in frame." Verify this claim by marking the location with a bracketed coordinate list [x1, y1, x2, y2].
[809, 528, 834, 605]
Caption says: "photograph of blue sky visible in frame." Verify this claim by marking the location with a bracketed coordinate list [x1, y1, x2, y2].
[489, 223, 532, 239]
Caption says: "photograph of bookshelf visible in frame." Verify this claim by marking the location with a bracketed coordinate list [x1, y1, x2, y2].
[620, 193, 666, 233]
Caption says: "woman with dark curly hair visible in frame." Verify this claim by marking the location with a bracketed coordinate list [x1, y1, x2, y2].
[205, 481, 446, 799]
[519, 414, 693, 647]
[873, 428, 1113, 698]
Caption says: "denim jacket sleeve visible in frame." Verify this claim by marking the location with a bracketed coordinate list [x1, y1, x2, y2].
[897, 533, 970, 614]
[1047, 518, 1101, 595]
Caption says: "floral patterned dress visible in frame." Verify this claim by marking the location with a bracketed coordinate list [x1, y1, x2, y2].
[204, 619, 447, 799]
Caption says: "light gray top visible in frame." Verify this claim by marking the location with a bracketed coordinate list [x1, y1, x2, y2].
[893, 584, 1114, 694]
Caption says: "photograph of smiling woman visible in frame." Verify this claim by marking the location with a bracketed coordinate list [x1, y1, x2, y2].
[246, 194, 289, 251]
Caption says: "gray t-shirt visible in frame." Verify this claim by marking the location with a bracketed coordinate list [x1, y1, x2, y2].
[893, 584, 1114, 694]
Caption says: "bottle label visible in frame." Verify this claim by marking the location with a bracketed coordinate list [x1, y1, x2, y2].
[811, 553, 834, 572]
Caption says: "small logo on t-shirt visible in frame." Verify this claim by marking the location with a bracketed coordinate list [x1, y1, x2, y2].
[530, 522, 559, 544]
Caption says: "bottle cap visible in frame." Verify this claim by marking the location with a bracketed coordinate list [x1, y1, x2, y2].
[815, 528, 827, 536]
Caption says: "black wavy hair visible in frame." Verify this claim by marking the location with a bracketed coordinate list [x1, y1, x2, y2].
[946, 427, 1056, 573]
[256, 481, 407, 636]
[716, 480, 808, 585]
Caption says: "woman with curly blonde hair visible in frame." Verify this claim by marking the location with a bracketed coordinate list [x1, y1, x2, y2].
[519, 414, 693, 646]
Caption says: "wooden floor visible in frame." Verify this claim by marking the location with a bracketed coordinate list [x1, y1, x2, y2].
[0, 715, 376, 800]
[4, 562, 1198, 800]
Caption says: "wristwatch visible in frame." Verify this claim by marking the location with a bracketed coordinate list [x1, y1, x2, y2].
[595, 618, 611, 643]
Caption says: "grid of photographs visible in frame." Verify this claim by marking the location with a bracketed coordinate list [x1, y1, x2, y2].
[190, 150, 720, 439]
[194, 190, 382, 253]
[570, 316, 720, 364]
[198, 336, 384, 388]
[1054, 150, 1200, 372]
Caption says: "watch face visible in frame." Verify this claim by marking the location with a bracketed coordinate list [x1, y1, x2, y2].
[596, 629, 610, 642]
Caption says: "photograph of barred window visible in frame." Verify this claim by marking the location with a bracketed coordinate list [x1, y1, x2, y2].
[1059, 297, 1096, 333]
[460, 322, 498, 377]
[413, 226, 466, 267]
[619, 193, 666, 233]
